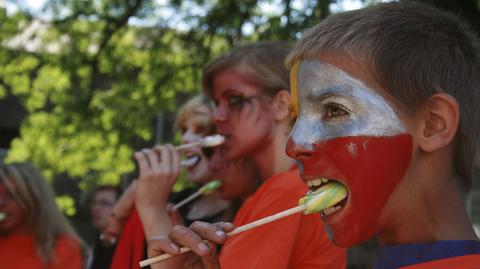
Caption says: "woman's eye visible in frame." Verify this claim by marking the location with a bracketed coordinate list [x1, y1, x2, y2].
[323, 104, 349, 120]
[228, 96, 244, 107]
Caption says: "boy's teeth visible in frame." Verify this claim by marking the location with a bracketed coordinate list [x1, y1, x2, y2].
[307, 178, 330, 187]
[322, 205, 342, 216]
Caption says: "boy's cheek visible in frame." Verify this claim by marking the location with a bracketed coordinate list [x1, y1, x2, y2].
[301, 134, 413, 246]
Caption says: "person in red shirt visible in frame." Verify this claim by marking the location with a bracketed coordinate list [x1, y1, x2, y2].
[0, 162, 83, 269]
[145, 42, 346, 269]
[285, 1, 480, 268]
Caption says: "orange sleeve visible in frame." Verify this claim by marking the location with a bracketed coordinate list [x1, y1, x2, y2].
[220, 194, 303, 269]
[49, 235, 83, 269]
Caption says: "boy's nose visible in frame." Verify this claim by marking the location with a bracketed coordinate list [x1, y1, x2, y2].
[286, 136, 312, 161]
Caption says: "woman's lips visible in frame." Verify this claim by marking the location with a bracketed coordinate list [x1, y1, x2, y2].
[181, 155, 201, 168]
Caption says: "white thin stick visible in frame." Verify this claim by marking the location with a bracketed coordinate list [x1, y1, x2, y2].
[176, 141, 201, 150]
[171, 190, 202, 211]
[227, 205, 305, 236]
[139, 246, 192, 267]
[139, 204, 306, 267]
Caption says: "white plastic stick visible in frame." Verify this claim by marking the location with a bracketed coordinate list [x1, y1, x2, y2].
[171, 190, 202, 211]
[139, 204, 306, 267]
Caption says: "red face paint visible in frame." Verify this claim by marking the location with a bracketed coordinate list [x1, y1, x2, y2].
[296, 134, 412, 247]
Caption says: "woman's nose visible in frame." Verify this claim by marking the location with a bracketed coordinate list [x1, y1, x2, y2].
[213, 106, 227, 123]
[182, 130, 198, 144]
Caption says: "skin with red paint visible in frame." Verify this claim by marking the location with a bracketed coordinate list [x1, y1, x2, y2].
[295, 135, 412, 246]
[212, 67, 277, 161]
[286, 59, 413, 247]
[0, 184, 29, 235]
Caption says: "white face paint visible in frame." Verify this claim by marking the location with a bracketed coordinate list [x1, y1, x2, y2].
[290, 60, 406, 150]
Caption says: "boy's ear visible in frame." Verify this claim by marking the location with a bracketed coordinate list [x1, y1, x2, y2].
[273, 90, 291, 122]
[418, 93, 459, 152]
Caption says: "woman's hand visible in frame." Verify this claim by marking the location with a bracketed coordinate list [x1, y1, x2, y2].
[134, 144, 181, 239]
[167, 203, 185, 226]
[146, 221, 235, 269]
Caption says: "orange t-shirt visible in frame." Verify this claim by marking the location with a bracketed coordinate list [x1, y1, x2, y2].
[219, 167, 346, 269]
[0, 234, 83, 269]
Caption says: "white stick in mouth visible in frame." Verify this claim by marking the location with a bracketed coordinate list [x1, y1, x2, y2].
[0, 212, 6, 222]
[176, 135, 225, 150]
[171, 180, 222, 211]
[139, 182, 347, 268]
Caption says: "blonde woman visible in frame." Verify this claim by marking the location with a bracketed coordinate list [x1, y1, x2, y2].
[0, 162, 83, 268]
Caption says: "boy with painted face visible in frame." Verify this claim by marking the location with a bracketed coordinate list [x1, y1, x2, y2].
[286, 1, 480, 268]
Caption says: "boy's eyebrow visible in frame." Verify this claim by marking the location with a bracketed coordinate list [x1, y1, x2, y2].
[306, 85, 348, 101]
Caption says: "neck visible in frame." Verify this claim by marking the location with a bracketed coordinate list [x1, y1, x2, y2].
[9, 223, 34, 236]
[252, 124, 295, 180]
[378, 154, 478, 245]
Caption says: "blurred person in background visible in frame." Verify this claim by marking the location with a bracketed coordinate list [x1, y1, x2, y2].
[90, 185, 120, 233]
[87, 185, 121, 269]
[0, 162, 83, 269]
[111, 94, 260, 269]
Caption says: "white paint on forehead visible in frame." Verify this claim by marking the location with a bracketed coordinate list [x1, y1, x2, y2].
[291, 59, 406, 148]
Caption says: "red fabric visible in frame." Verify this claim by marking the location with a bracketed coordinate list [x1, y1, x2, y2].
[401, 254, 480, 269]
[0, 234, 82, 269]
[110, 208, 145, 269]
[219, 167, 346, 269]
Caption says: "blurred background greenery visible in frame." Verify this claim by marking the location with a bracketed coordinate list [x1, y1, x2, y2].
[1, 0, 479, 266]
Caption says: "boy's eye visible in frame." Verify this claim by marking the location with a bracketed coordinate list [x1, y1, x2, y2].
[322, 103, 349, 120]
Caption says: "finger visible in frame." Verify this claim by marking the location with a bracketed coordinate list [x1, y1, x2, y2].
[169, 225, 211, 256]
[134, 151, 149, 176]
[166, 144, 180, 180]
[189, 221, 229, 245]
[159, 145, 172, 172]
[153, 145, 173, 174]
[142, 149, 160, 171]
[147, 235, 180, 256]
[201, 242, 221, 269]
[216, 221, 236, 233]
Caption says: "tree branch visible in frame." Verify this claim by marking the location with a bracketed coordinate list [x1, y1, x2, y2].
[85, 0, 145, 112]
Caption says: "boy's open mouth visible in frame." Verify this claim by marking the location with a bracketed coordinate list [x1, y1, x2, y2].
[305, 178, 348, 216]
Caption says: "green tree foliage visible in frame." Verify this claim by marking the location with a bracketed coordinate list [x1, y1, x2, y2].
[1, 0, 478, 194]
[0, 0, 336, 192]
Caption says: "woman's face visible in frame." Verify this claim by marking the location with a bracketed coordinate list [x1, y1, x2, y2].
[211, 68, 276, 160]
[0, 183, 28, 235]
[286, 59, 413, 247]
[180, 104, 213, 185]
